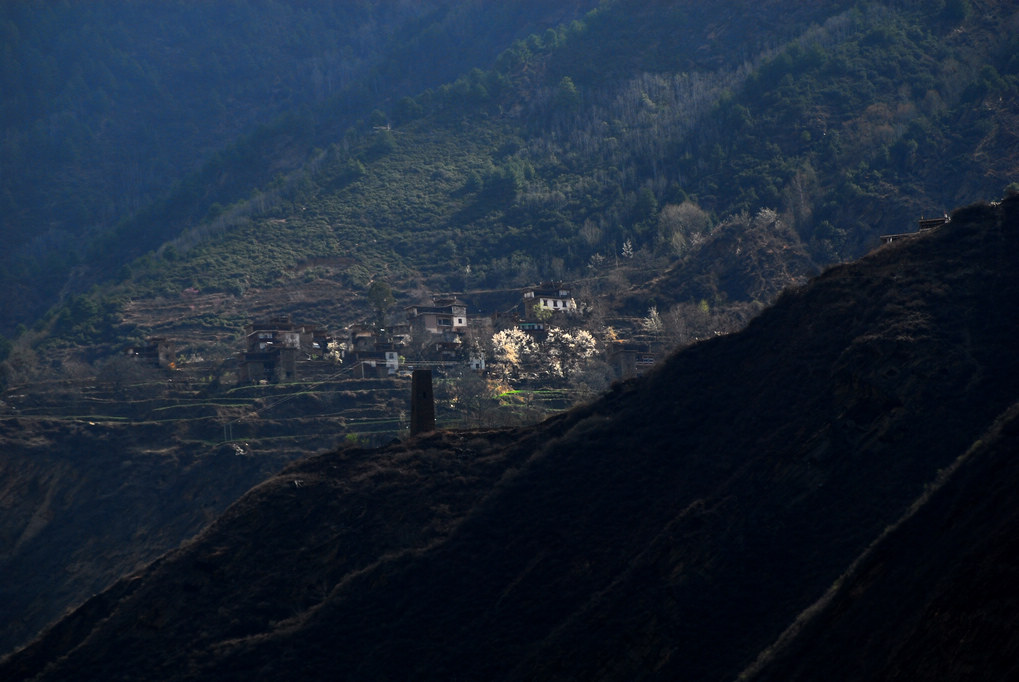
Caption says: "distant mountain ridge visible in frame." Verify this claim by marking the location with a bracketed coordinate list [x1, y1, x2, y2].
[5, 195, 1018, 680]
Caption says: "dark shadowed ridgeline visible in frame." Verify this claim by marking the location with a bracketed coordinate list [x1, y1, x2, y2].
[3, 196, 1019, 680]
[741, 400, 1019, 682]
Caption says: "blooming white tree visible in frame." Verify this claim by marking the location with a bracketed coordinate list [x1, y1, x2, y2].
[621, 239, 634, 259]
[544, 327, 598, 379]
[752, 207, 780, 230]
[491, 328, 538, 379]
[491, 326, 598, 381]
[641, 306, 663, 334]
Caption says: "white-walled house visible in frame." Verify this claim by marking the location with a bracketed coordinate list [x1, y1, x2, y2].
[522, 283, 576, 319]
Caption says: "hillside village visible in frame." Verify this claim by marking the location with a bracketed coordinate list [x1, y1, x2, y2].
[7, 197, 1018, 681]
[234, 281, 660, 388]
[5, 0, 1019, 672]
[0, 280, 671, 453]
[5, 212, 948, 444]
[230, 212, 951, 389]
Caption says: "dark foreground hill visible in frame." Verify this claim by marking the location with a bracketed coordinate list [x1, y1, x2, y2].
[741, 399, 1019, 682]
[4, 196, 1019, 680]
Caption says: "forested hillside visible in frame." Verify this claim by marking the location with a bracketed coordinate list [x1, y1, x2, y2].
[0, 0, 599, 337]
[4, 0, 1016, 368]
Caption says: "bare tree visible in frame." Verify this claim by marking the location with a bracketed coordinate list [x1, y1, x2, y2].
[658, 201, 712, 256]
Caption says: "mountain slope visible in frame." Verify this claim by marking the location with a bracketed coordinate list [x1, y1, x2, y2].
[0, 0, 601, 336]
[7, 0, 1018, 355]
[742, 398, 1019, 682]
[4, 196, 1018, 680]
[0, 406, 332, 657]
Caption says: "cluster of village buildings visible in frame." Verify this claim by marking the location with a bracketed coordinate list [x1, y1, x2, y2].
[223, 218, 954, 383]
[237, 282, 661, 383]
[129, 283, 659, 384]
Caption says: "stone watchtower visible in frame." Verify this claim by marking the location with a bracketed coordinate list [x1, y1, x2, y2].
[410, 369, 435, 435]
